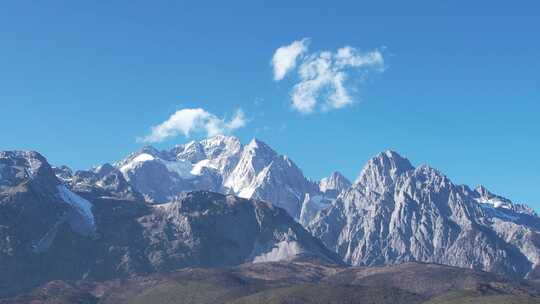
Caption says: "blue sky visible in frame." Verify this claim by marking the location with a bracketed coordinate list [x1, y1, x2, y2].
[1, 1, 539, 209]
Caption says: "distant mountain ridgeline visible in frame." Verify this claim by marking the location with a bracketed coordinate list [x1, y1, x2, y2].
[1, 137, 539, 298]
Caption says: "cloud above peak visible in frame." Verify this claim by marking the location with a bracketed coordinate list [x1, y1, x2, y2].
[139, 108, 246, 143]
[272, 39, 385, 114]
[272, 38, 310, 81]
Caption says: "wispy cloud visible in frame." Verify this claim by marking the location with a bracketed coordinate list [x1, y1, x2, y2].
[271, 38, 310, 81]
[272, 39, 385, 114]
[138, 108, 246, 143]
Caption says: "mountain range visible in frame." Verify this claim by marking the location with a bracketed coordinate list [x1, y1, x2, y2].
[1, 135, 539, 299]
[309, 151, 540, 279]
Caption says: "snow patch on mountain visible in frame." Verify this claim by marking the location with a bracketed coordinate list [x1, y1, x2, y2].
[238, 185, 257, 199]
[119, 153, 155, 174]
[476, 198, 512, 209]
[132, 153, 155, 163]
[162, 159, 195, 179]
[479, 203, 519, 221]
[56, 185, 95, 233]
[23, 152, 44, 178]
[190, 159, 212, 175]
[120, 152, 197, 180]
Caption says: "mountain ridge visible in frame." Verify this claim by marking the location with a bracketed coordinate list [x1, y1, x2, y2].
[2, 136, 539, 286]
[0, 150, 341, 297]
[308, 149, 540, 279]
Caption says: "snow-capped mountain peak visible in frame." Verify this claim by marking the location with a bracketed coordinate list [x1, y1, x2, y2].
[97, 136, 314, 218]
[200, 135, 242, 159]
[0, 150, 59, 191]
[172, 140, 206, 163]
[319, 171, 351, 195]
[223, 137, 315, 217]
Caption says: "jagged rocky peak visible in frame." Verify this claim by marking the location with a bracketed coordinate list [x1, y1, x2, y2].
[0, 150, 51, 176]
[398, 164, 453, 194]
[135, 135, 243, 166]
[319, 171, 351, 195]
[474, 185, 513, 206]
[475, 185, 491, 197]
[0, 150, 60, 192]
[354, 150, 414, 194]
[198, 135, 243, 177]
[92, 163, 116, 176]
[245, 138, 278, 160]
[224, 138, 279, 192]
[232, 138, 281, 178]
[53, 165, 74, 182]
[224, 137, 315, 218]
[473, 184, 536, 216]
[246, 137, 272, 150]
[240, 139, 303, 178]
[0, 150, 96, 245]
[114, 146, 161, 175]
[1, 150, 62, 201]
[172, 140, 206, 163]
[133, 145, 162, 159]
[68, 163, 142, 201]
[309, 151, 540, 279]
[199, 134, 242, 158]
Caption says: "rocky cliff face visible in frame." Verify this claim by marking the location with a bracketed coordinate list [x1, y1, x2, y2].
[224, 138, 318, 217]
[299, 171, 351, 226]
[55, 162, 143, 201]
[308, 151, 540, 279]
[319, 171, 352, 197]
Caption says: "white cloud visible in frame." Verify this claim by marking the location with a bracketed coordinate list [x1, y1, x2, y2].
[225, 109, 247, 130]
[138, 108, 246, 143]
[273, 40, 384, 114]
[271, 38, 310, 81]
